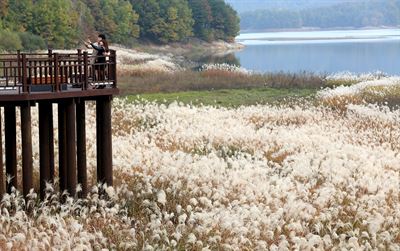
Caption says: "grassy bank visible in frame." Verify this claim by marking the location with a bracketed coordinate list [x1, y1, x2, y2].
[118, 69, 330, 94]
[117, 69, 353, 107]
[116, 56, 398, 107]
[123, 87, 316, 107]
[117, 69, 343, 107]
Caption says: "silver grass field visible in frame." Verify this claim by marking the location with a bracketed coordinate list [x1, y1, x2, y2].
[0, 73, 399, 250]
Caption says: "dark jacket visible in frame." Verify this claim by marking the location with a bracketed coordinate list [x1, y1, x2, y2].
[90, 43, 106, 63]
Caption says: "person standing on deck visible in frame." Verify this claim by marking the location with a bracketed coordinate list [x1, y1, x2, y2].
[83, 39, 98, 83]
[85, 34, 109, 87]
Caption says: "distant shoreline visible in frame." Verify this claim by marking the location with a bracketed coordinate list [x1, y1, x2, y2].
[135, 38, 245, 57]
[239, 26, 400, 34]
[236, 27, 400, 44]
[236, 36, 399, 42]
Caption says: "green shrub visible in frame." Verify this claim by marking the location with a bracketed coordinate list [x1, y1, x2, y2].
[0, 30, 22, 51]
[19, 32, 47, 51]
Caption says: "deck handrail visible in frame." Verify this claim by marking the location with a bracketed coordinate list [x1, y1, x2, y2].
[0, 49, 117, 94]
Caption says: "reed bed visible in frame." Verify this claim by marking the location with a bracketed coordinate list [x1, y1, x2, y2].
[0, 88, 399, 249]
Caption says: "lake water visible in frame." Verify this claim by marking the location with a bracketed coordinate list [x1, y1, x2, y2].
[234, 29, 400, 75]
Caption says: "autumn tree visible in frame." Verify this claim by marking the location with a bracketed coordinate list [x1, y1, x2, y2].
[30, 0, 79, 48]
[97, 0, 140, 45]
[209, 0, 240, 42]
[0, 0, 8, 28]
[131, 0, 193, 43]
[156, 0, 193, 42]
[188, 0, 213, 41]
[0, 0, 241, 49]
[3, 0, 33, 32]
[130, 0, 160, 40]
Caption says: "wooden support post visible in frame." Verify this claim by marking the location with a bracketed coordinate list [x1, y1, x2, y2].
[66, 98, 77, 196]
[77, 49, 82, 86]
[39, 102, 52, 199]
[54, 53, 59, 92]
[111, 50, 117, 88]
[96, 97, 113, 186]
[83, 51, 89, 90]
[0, 107, 4, 196]
[5, 106, 17, 193]
[21, 54, 28, 93]
[96, 99, 103, 183]
[58, 101, 67, 192]
[48, 50, 53, 80]
[76, 99, 87, 196]
[21, 102, 33, 197]
[17, 50, 21, 85]
[103, 97, 113, 186]
[49, 105, 55, 183]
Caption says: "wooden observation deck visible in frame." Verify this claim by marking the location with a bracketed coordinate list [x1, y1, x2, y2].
[0, 50, 118, 198]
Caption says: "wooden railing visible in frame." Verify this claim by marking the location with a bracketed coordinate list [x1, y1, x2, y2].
[0, 49, 117, 94]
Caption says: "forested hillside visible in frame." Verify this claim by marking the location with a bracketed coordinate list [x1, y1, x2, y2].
[240, 0, 400, 30]
[225, 0, 351, 13]
[0, 0, 239, 51]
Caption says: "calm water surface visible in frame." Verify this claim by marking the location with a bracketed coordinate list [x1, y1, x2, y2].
[234, 29, 400, 75]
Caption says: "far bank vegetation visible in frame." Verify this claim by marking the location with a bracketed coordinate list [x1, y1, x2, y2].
[0, 0, 240, 51]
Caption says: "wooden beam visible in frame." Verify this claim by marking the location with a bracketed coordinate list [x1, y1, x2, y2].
[5, 106, 17, 193]
[66, 98, 77, 196]
[21, 102, 33, 197]
[76, 99, 87, 197]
